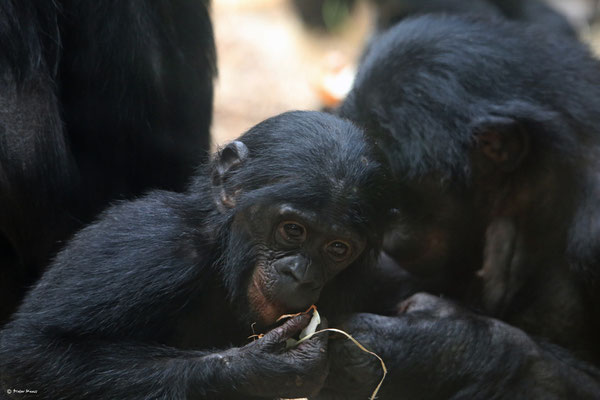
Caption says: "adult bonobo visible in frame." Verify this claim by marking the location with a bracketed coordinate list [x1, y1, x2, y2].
[320, 16, 600, 398]
[292, 0, 574, 36]
[373, 0, 575, 35]
[0, 111, 400, 399]
[0, 0, 215, 326]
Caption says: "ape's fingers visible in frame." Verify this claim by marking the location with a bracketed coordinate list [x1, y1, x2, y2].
[263, 314, 311, 344]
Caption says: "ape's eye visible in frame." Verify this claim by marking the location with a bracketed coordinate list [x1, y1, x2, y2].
[279, 221, 306, 243]
[325, 240, 351, 261]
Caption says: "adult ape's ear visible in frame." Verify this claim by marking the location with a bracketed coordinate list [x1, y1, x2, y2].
[472, 115, 530, 172]
[212, 140, 249, 210]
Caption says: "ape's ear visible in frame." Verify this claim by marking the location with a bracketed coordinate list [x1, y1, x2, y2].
[212, 140, 249, 210]
[472, 116, 530, 172]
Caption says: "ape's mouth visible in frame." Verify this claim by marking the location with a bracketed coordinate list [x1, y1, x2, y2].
[247, 268, 286, 326]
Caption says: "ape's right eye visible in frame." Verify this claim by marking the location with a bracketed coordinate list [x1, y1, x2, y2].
[278, 221, 306, 243]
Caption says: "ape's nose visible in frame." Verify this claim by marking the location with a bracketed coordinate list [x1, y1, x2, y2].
[275, 255, 312, 283]
[273, 255, 322, 310]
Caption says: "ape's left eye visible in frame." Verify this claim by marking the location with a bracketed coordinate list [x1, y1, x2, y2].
[279, 221, 306, 243]
[325, 240, 351, 261]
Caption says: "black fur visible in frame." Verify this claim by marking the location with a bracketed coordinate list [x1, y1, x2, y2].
[291, 0, 575, 36]
[0, 111, 405, 399]
[321, 16, 600, 398]
[373, 0, 575, 35]
[0, 0, 215, 325]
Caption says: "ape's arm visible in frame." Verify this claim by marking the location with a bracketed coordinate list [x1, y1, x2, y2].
[1, 318, 325, 400]
[318, 294, 600, 400]
[0, 194, 327, 400]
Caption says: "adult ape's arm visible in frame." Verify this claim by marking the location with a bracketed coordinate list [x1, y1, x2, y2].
[317, 294, 600, 400]
[0, 193, 327, 400]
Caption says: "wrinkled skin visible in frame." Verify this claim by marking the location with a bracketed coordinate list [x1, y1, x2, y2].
[228, 314, 329, 398]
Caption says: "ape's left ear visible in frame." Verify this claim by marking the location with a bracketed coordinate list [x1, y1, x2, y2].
[212, 140, 249, 210]
[472, 116, 530, 172]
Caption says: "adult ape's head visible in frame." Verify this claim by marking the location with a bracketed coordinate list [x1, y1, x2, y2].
[200, 111, 391, 326]
[371, 0, 575, 35]
[340, 16, 600, 296]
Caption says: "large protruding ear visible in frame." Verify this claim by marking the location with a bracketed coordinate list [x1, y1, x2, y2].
[212, 140, 249, 211]
[472, 116, 530, 173]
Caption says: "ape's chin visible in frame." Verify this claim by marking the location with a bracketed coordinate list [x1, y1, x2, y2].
[246, 273, 287, 327]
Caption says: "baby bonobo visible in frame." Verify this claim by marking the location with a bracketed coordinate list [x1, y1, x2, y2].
[0, 111, 395, 399]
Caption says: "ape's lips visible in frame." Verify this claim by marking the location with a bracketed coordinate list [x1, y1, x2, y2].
[247, 270, 286, 325]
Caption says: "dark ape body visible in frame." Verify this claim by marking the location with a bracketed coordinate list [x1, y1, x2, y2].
[292, 0, 574, 36]
[320, 16, 600, 398]
[0, 0, 215, 325]
[0, 112, 404, 399]
[373, 0, 575, 34]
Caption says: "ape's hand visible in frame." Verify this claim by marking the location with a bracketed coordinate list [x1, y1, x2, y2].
[229, 313, 329, 399]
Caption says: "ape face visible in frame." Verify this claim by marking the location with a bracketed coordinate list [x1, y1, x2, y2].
[234, 202, 366, 325]
[208, 111, 391, 327]
[382, 178, 484, 280]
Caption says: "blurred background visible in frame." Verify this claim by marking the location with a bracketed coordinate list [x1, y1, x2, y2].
[211, 0, 600, 146]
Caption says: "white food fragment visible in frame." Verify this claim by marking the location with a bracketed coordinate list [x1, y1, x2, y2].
[285, 309, 321, 348]
[299, 309, 321, 339]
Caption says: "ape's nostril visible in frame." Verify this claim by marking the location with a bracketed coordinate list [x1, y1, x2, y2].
[281, 266, 302, 282]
